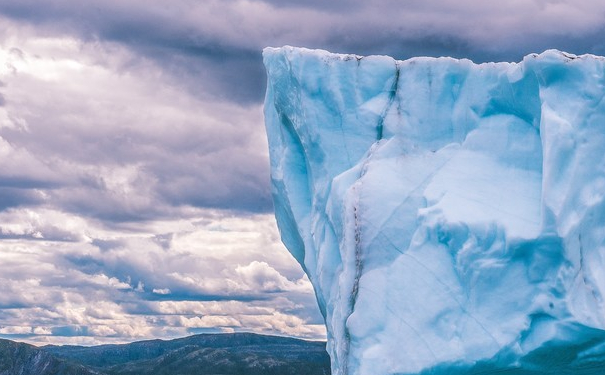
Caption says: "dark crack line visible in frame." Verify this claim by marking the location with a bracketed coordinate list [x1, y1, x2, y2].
[376, 61, 400, 141]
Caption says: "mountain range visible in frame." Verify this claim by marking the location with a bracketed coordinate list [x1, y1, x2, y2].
[0, 333, 330, 375]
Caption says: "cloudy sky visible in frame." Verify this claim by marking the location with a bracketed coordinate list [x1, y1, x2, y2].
[1, 0, 605, 346]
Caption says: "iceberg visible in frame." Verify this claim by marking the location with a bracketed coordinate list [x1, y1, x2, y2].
[263, 46, 605, 375]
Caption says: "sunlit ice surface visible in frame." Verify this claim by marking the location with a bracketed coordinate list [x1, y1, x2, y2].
[264, 46, 605, 375]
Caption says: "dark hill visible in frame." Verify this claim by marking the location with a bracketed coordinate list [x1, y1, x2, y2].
[43, 332, 330, 375]
[0, 338, 101, 375]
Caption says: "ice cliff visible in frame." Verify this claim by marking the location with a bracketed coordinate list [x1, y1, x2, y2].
[263, 46, 605, 375]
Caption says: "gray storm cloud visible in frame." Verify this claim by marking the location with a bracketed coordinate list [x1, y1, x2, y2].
[3, 1, 605, 58]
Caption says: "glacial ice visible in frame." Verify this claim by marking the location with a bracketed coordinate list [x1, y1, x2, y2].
[263, 47, 605, 375]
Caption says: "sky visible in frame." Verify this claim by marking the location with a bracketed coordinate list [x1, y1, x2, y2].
[1, 0, 605, 346]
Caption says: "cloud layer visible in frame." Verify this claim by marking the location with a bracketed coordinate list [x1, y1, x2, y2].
[0, 19, 317, 344]
[0, 207, 324, 345]
[0, 26, 271, 216]
[4, 1, 605, 102]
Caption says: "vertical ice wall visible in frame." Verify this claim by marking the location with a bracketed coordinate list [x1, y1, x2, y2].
[263, 47, 605, 375]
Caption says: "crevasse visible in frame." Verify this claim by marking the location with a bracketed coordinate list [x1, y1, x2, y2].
[263, 46, 605, 375]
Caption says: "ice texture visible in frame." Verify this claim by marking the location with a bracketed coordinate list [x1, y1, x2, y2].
[263, 46, 605, 375]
